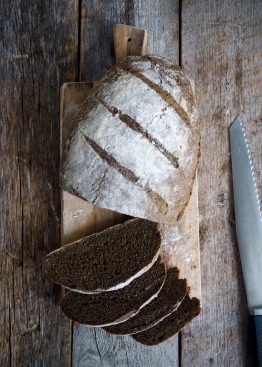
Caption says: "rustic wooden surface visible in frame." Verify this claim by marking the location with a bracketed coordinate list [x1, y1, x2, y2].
[0, 1, 79, 366]
[181, 1, 262, 366]
[113, 24, 147, 64]
[1, 0, 261, 366]
[79, 0, 179, 81]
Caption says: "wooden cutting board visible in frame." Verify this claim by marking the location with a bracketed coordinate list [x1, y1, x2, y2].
[60, 81, 201, 302]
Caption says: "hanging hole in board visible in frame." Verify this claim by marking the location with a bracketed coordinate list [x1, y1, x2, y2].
[127, 37, 132, 43]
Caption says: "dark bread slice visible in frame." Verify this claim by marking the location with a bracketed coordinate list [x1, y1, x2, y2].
[104, 267, 188, 335]
[132, 294, 200, 345]
[61, 256, 166, 326]
[45, 218, 161, 292]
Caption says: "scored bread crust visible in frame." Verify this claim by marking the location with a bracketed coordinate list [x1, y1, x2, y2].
[62, 55, 200, 225]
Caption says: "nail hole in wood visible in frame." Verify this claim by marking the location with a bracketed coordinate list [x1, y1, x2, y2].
[127, 37, 132, 42]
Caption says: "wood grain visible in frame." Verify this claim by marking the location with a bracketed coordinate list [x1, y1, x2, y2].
[80, 0, 179, 81]
[73, 1, 180, 365]
[113, 24, 147, 64]
[73, 325, 178, 367]
[1, 0, 259, 365]
[0, 1, 79, 366]
[181, 1, 262, 366]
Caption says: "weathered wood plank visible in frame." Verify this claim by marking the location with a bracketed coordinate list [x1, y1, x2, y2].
[113, 24, 147, 63]
[181, 0, 262, 366]
[132, 0, 180, 62]
[79, 0, 179, 81]
[73, 325, 178, 367]
[72, 1, 180, 366]
[0, 1, 79, 365]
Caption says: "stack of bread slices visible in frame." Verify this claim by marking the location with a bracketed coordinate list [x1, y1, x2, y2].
[46, 219, 200, 345]
[45, 55, 201, 345]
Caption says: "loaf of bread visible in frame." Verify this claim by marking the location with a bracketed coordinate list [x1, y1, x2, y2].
[45, 216, 200, 343]
[62, 55, 199, 225]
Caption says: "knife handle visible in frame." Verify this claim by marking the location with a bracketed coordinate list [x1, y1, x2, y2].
[254, 310, 262, 366]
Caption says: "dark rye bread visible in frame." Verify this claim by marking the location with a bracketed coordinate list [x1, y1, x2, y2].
[61, 257, 166, 326]
[132, 294, 201, 345]
[45, 218, 161, 292]
[104, 267, 188, 335]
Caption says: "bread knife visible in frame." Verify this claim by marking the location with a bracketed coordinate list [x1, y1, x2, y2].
[230, 116, 262, 365]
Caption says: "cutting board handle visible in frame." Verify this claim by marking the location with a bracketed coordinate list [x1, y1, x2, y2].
[113, 24, 147, 64]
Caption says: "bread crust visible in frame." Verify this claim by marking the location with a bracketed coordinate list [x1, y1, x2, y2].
[63, 55, 200, 224]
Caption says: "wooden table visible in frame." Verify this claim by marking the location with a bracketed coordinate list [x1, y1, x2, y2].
[1, 1, 261, 366]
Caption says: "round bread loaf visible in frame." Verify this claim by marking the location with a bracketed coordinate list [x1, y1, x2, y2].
[63, 55, 199, 224]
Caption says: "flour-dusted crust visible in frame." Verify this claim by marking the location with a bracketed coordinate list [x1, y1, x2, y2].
[63, 56, 199, 224]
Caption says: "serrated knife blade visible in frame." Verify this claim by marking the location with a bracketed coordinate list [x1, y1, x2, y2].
[230, 116, 262, 310]
[230, 116, 262, 365]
